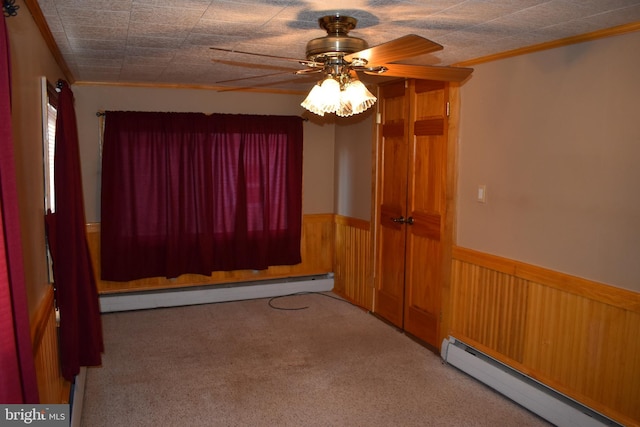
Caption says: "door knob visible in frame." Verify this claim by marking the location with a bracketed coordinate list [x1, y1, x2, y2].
[391, 216, 415, 225]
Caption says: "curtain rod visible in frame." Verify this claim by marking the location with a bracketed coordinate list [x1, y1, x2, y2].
[96, 111, 308, 121]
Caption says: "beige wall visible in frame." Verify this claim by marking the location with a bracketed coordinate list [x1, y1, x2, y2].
[334, 109, 374, 221]
[7, 11, 66, 314]
[457, 31, 640, 291]
[71, 85, 336, 222]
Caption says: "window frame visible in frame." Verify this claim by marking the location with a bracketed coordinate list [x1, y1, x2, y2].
[41, 77, 58, 284]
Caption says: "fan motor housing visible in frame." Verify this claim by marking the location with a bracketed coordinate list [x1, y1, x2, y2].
[306, 15, 368, 62]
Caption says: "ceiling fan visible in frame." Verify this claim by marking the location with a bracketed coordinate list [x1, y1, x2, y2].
[210, 14, 473, 117]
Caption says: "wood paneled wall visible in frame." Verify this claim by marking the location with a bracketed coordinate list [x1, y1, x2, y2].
[450, 246, 640, 426]
[87, 214, 335, 294]
[333, 215, 373, 310]
[31, 285, 69, 403]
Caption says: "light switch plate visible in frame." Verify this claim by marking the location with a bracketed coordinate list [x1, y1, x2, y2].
[477, 185, 486, 203]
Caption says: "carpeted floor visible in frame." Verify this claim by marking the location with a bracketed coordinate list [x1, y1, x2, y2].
[80, 292, 551, 426]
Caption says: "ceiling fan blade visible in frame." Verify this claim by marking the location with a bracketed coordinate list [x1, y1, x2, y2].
[344, 34, 443, 65]
[367, 63, 473, 82]
[215, 66, 323, 84]
[216, 70, 299, 84]
[210, 47, 320, 67]
[217, 74, 321, 92]
[295, 67, 324, 75]
[212, 59, 300, 73]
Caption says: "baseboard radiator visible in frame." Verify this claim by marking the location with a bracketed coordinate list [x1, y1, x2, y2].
[441, 337, 620, 427]
[99, 274, 334, 313]
[70, 367, 86, 427]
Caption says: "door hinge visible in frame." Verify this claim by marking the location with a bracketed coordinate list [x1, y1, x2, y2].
[446, 101, 450, 117]
[376, 112, 382, 124]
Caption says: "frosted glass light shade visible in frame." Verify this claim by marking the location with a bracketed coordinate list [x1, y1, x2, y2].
[300, 84, 326, 116]
[339, 80, 377, 116]
[318, 78, 341, 113]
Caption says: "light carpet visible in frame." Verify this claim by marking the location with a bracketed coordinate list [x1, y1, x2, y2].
[80, 292, 550, 426]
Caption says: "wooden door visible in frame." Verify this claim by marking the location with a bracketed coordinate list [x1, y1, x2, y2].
[374, 80, 449, 350]
[374, 80, 409, 327]
[403, 80, 449, 348]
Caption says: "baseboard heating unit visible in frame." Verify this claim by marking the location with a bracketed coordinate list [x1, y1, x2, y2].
[99, 274, 334, 313]
[441, 337, 620, 427]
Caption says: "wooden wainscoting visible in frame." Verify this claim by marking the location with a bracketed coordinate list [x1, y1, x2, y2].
[87, 214, 335, 293]
[333, 215, 373, 310]
[31, 285, 69, 403]
[450, 246, 640, 426]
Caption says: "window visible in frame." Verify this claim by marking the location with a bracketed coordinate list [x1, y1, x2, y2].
[41, 77, 58, 213]
[41, 77, 58, 284]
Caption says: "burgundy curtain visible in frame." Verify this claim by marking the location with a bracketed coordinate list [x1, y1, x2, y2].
[46, 80, 103, 380]
[0, 15, 39, 403]
[101, 112, 303, 282]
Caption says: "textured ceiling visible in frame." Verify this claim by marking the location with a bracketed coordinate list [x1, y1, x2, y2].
[36, 0, 640, 92]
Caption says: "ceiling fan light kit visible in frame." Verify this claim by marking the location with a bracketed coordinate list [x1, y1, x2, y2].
[212, 14, 473, 117]
[301, 74, 377, 117]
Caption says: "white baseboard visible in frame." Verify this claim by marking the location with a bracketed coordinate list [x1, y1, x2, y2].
[99, 275, 334, 313]
[441, 337, 619, 427]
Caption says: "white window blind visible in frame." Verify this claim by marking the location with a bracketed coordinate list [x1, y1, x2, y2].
[41, 77, 57, 213]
